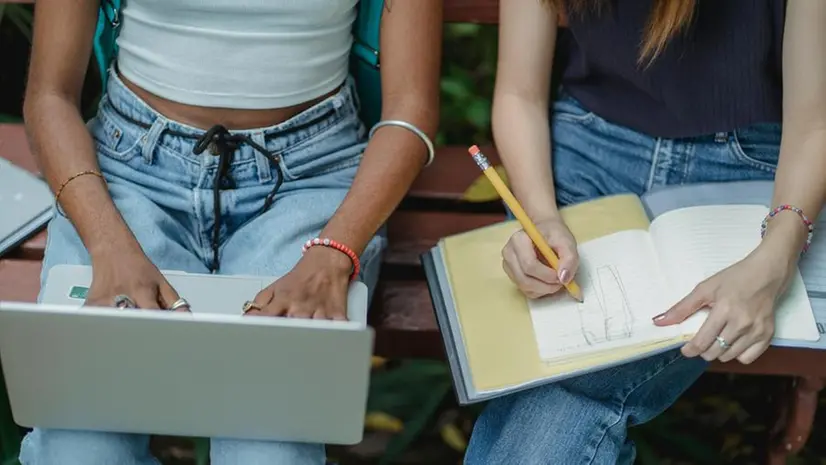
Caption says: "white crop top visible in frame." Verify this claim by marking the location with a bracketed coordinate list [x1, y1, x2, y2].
[116, 0, 358, 109]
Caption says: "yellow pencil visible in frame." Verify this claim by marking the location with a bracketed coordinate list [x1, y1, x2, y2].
[468, 145, 584, 302]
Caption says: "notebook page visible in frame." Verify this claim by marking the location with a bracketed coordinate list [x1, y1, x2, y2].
[528, 229, 680, 362]
[649, 205, 819, 341]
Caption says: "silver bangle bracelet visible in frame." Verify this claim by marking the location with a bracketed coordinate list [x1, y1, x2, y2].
[368, 119, 435, 167]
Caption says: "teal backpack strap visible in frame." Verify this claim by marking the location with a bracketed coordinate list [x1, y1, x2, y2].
[350, 0, 384, 129]
[93, 0, 122, 90]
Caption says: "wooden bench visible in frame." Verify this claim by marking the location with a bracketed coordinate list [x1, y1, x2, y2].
[1, 1, 825, 464]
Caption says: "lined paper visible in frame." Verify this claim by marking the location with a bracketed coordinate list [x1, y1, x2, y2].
[649, 205, 819, 341]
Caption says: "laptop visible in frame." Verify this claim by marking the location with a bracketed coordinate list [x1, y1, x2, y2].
[0, 265, 374, 445]
[0, 157, 53, 257]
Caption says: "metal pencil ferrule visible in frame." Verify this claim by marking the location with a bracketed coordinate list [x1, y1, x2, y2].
[471, 152, 491, 171]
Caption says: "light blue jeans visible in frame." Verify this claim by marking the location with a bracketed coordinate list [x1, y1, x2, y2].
[19, 71, 385, 464]
[464, 92, 782, 465]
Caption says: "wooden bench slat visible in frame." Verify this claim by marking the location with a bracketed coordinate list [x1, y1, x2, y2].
[444, 0, 499, 24]
[371, 281, 444, 359]
[0, 259, 41, 303]
[385, 211, 504, 268]
[409, 145, 500, 202]
[0, 124, 36, 173]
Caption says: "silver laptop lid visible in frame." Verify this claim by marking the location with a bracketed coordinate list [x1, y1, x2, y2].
[0, 300, 374, 444]
[0, 157, 53, 256]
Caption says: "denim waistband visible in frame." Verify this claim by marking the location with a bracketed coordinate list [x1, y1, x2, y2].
[102, 68, 358, 151]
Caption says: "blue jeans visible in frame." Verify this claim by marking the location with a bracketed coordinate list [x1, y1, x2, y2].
[464, 93, 781, 465]
[19, 71, 385, 464]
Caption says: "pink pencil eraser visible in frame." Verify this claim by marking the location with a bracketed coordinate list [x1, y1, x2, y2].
[468, 145, 481, 156]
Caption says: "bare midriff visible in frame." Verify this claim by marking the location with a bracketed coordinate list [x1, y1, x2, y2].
[119, 70, 339, 131]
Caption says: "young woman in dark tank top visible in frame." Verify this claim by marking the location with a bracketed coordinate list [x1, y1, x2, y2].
[464, 1, 826, 463]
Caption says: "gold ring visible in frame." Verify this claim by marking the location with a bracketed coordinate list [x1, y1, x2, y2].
[242, 301, 262, 314]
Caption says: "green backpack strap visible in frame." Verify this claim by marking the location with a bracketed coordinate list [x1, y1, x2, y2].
[92, 0, 384, 128]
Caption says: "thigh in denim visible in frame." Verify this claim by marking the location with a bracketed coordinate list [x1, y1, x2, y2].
[551, 95, 655, 206]
[218, 86, 385, 302]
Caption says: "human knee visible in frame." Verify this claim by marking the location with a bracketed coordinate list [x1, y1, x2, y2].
[210, 438, 325, 465]
[19, 428, 155, 465]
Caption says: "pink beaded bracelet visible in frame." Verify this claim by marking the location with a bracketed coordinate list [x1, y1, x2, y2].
[302, 238, 361, 281]
[760, 204, 814, 253]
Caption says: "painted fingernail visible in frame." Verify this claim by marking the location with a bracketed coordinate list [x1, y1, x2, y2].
[652, 312, 666, 321]
[558, 268, 569, 283]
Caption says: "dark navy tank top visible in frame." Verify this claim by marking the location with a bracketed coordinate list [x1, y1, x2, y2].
[557, 0, 786, 138]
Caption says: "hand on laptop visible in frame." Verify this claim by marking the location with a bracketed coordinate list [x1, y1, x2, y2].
[85, 251, 189, 312]
[243, 246, 351, 320]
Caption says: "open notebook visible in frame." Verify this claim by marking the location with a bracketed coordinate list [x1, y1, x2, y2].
[422, 181, 826, 404]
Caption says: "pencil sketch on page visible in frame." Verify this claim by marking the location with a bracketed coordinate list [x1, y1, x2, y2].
[528, 229, 673, 360]
[578, 264, 634, 345]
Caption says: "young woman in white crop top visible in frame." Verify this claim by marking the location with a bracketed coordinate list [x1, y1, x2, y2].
[22, 0, 441, 463]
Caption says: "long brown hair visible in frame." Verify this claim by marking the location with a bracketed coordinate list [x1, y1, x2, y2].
[552, 0, 696, 65]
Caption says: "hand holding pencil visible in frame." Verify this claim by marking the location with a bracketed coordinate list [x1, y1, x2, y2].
[467, 145, 584, 302]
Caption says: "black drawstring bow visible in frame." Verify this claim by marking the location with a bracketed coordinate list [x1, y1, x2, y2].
[193, 125, 283, 271]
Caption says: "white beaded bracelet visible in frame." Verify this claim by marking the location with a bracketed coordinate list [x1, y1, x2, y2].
[368, 119, 435, 167]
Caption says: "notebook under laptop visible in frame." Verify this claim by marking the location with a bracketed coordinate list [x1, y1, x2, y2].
[0, 265, 373, 444]
[0, 157, 53, 257]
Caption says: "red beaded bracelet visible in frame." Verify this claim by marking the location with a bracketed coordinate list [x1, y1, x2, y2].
[760, 204, 814, 253]
[302, 238, 361, 281]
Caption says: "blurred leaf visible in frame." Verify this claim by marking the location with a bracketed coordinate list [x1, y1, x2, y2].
[192, 437, 209, 465]
[367, 361, 449, 418]
[631, 434, 659, 465]
[445, 23, 481, 38]
[0, 371, 21, 465]
[465, 99, 491, 129]
[440, 76, 472, 101]
[645, 426, 723, 465]
[439, 422, 467, 452]
[365, 412, 405, 433]
[1, 5, 33, 42]
[721, 433, 742, 455]
[379, 380, 451, 465]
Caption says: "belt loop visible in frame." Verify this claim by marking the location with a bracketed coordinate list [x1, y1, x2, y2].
[251, 131, 272, 182]
[141, 117, 167, 164]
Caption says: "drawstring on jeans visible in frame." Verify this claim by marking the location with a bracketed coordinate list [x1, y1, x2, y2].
[103, 88, 339, 272]
[192, 125, 284, 272]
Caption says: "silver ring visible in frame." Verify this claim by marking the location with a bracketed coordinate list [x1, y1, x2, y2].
[715, 336, 731, 350]
[113, 294, 136, 309]
[242, 300, 262, 314]
[169, 298, 190, 311]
